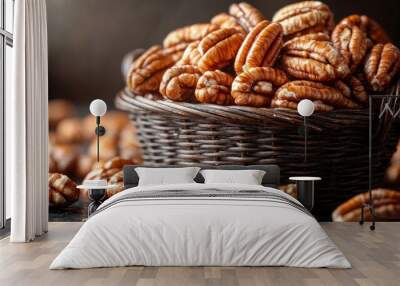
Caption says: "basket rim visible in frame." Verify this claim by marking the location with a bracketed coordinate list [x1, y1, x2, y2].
[116, 89, 375, 130]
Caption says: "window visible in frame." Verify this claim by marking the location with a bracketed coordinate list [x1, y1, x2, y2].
[0, 0, 14, 229]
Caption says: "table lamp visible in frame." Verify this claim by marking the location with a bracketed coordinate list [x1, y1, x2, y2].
[297, 99, 315, 163]
[89, 99, 107, 162]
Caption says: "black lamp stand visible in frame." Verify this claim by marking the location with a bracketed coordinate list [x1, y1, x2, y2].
[87, 116, 106, 216]
[359, 96, 376, 231]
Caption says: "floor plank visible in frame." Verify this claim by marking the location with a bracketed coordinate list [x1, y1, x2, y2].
[0, 222, 399, 286]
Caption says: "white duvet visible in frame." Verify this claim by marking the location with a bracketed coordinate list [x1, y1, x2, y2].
[50, 183, 351, 269]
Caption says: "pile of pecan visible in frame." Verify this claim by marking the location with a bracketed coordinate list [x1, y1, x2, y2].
[126, 1, 400, 111]
[332, 189, 400, 222]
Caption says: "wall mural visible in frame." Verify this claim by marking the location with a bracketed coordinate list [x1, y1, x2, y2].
[47, 0, 400, 222]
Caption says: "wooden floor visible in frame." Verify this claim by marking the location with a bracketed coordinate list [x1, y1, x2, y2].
[0, 222, 399, 286]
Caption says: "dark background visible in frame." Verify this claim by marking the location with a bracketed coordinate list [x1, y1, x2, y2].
[47, 0, 400, 105]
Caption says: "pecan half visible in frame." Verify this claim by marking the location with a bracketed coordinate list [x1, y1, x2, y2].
[273, 80, 360, 110]
[84, 157, 135, 182]
[332, 22, 369, 71]
[127, 46, 176, 94]
[272, 1, 334, 39]
[364, 43, 400, 91]
[234, 21, 283, 74]
[333, 76, 368, 105]
[49, 173, 80, 207]
[195, 70, 234, 105]
[107, 170, 124, 198]
[272, 98, 334, 112]
[280, 37, 350, 81]
[176, 41, 201, 66]
[332, 189, 400, 222]
[231, 67, 288, 107]
[228, 2, 266, 32]
[163, 23, 219, 48]
[159, 65, 202, 102]
[283, 32, 330, 46]
[339, 15, 391, 45]
[211, 13, 247, 35]
[198, 28, 244, 73]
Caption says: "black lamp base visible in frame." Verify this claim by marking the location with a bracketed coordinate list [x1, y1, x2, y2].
[359, 203, 376, 231]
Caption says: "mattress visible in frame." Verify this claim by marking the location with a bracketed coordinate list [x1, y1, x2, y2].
[50, 183, 351, 269]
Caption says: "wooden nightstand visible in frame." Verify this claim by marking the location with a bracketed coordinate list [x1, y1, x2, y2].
[289, 177, 321, 211]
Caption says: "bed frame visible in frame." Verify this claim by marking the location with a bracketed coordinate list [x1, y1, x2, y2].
[122, 165, 280, 189]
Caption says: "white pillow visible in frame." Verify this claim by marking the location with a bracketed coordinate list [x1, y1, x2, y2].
[135, 167, 201, 186]
[200, 169, 266, 185]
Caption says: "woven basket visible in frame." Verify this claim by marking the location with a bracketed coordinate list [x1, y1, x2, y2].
[115, 86, 400, 220]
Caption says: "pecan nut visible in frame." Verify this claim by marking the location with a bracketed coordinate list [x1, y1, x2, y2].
[280, 37, 350, 81]
[231, 67, 288, 107]
[332, 189, 400, 222]
[127, 46, 176, 94]
[84, 157, 134, 182]
[176, 41, 201, 66]
[272, 98, 334, 112]
[198, 28, 244, 73]
[273, 80, 360, 111]
[163, 23, 219, 48]
[49, 173, 80, 207]
[333, 76, 368, 105]
[107, 170, 124, 198]
[283, 32, 330, 44]
[339, 15, 391, 45]
[332, 22, 369, 72]
[159, 65, 202, 102]
[234, 21, 283, 74]
[195, 70, 234, 105]
[211, 13, 247, 35]
[364, 43, 400, 91]
[272, 1, 334, 39]
[228, 2, 266, 32]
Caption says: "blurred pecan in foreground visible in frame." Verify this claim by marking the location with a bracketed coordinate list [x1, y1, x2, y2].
[163, 23, 219, 48]
[232, 67, 288, 107]
[160, 65, 202, 102]
[49, 173, 80, 207]
[48, 99, 75, 129]
[198, 28, 244, 73]
[332, 189, 400, 222]
[228, 2, 266, 32]
[195, 70, 234, 105]
[272, 1, 334, 39]
[234, 21, 283, 74]
[50, 144, 79, 176]
[333, 76, 368, 106]
[272, 80, 360, 111]
[127, 45, 176, 95]
[211, 13, 246, 35]
[332, 22, 369, 72]
[339, 14, 391, 45]
[89, 136, 118, 162]
[364, 43, 400, 92]
[281, 37, 350, 81]
[56, 118, 85, 144]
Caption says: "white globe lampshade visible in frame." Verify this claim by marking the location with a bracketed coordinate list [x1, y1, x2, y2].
[297, 99, 315, 117]
[89, 99, 107, 117]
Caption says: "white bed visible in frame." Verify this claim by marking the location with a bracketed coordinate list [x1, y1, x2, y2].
[50, 182, 350, 269]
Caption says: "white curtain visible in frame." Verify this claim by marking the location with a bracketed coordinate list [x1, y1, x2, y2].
[7, 0, 48, 242]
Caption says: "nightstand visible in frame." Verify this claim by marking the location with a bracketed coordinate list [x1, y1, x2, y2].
[289, 177, 321, 211]
[77, 183, 118, 216]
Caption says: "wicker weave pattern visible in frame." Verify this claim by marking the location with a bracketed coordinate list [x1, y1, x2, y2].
[116, 90, 399, 219]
